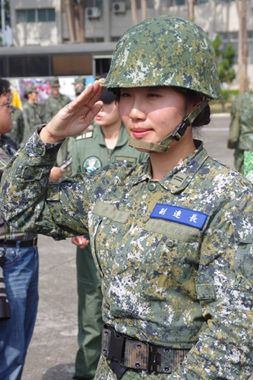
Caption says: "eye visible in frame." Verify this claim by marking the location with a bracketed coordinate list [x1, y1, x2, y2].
[147, 92, 160, 98]
[120, 90, 131, 98]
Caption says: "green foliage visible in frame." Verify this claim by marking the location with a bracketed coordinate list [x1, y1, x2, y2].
[0, 0, 11, 29]
[212, 34, 236, 84]
[221, 89, 239, 103]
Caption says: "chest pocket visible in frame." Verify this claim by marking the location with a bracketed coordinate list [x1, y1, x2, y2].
[142, 219, 201, 300]
[92, 200, 131, 276]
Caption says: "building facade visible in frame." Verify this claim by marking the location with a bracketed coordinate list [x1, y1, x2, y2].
[1, 0, 252, 85]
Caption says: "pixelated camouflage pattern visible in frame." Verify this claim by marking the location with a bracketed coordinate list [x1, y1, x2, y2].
[230, 90, 253, 174]
[104, 16, 221, 100]
[0, 135, 35, 240]
[22, 102, 45, 144]
[1, 132, 253, 379]
[6, 106, 25, 146]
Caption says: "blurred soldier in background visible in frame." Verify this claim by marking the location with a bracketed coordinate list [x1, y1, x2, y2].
[45, 77, 71, 164]
[5, 82, 25, 147]
[72, 77, 86, 93]
[22, 85, 45, 145]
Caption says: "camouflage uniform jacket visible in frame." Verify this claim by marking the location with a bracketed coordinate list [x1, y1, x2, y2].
[44, 94, 71, 123]
[0, 132, 253, 379]
[22, 102, 45, 145]
[0, 135, 36, 241]
[6, 106, 25, 147]
[69, 123, 148, 177]
[230, 90, 253, 151]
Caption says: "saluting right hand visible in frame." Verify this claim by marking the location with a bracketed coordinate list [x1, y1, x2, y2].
[40, 81, 103, 144]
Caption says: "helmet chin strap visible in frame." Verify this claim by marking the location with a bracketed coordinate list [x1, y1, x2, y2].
[129, 98, 209, 153]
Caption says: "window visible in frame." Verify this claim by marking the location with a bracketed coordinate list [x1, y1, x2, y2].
[17, 10, 35, 23]
[162, 0, 186, 5]
[9, 56, 50, 77]
[16, 8, 55, 23]
[86, 0, 103, 9]
[38, 9, 55, 22]
[111, 0, 154, 10]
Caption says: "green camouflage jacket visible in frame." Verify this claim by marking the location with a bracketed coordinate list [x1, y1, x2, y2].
[44, 93, 71, 123]
[0, 132, 253, 379]
[22, 102, 45, 144]
[230, 90, 253, 152]
[6, 106, 25, 147]
[0, 135, 36, 240]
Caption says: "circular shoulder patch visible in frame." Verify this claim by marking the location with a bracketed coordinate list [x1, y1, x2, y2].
[83, 156, 102, 173]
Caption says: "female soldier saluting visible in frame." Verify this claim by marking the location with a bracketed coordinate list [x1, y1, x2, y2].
[1, 16, 253, 380]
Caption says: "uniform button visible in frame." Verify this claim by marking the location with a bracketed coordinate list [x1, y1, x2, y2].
[166, 240, 174, 248]
[148, 182, 156, 191]
[37, 148, 44, 155]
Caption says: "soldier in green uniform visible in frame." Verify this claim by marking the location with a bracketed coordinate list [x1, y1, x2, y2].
[72, 77, 86, 94]
[4, 82, 25, 147]
[230, 90, 253, 175]
[1, 16, 253, 380]
[69, 77, 148, 380]
[7, 106, 25, 147]
[22, 85, 45, 144]
[45, 77, 71, 163]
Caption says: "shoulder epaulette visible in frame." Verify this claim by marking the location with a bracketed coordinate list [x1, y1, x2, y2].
[76, 130, 93, 141]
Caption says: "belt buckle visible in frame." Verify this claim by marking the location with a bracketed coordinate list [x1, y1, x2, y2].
[148, 344, 161, 373]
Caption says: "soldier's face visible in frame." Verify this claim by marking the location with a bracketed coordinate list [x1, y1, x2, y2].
[94, 101, 121, 127]
[118, 87, 193, 144]
[51, 86, 60, 96]
[0, 93, 12, 135]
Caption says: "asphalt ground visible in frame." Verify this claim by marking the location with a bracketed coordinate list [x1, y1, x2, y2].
[21, 113, 250, 380]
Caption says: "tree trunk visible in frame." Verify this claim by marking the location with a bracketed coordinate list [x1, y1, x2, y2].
[235, 0, 248, 93]
[63, 0, 75, 42]
[141, 0, 147, 21]
[73, 0, 85, 42]
[186, 0, 195, 21]
[130, 0, 138, 25]
[78, 0, 85, 43]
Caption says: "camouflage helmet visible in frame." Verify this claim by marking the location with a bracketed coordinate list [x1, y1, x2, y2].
[25, 85, 38, 94]
[104, 16, 221, 100]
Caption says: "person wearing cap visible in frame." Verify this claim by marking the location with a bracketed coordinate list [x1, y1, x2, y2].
[44, 77, 71, 123]
[68, 74, 148, 380]
[22, 85, 45, 145]
[1, 16, 253, 380]
[72, 77, 86, 92]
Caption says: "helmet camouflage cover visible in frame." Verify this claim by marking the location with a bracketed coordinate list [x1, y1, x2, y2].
[104, 16, 221, 100]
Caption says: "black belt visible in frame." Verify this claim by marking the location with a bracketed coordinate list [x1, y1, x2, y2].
[0, 237, 38, 248]
[101, 326, 190, 377]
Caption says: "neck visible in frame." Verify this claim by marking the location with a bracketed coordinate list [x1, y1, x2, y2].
[28, 98, 35, 106]
[101, 120, 122, 150]
[149, 132, 196, 180]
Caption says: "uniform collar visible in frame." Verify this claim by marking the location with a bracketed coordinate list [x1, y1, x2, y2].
[96, 123, 129, 148]
[125, 140, 208, 193]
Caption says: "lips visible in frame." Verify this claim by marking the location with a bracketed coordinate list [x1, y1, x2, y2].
[132, 128, 152, 139]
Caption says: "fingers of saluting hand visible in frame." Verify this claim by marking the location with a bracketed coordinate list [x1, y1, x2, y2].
[63, 81, 103, 116]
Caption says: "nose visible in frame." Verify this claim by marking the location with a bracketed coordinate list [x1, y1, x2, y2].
[128, 98, 146, 121]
